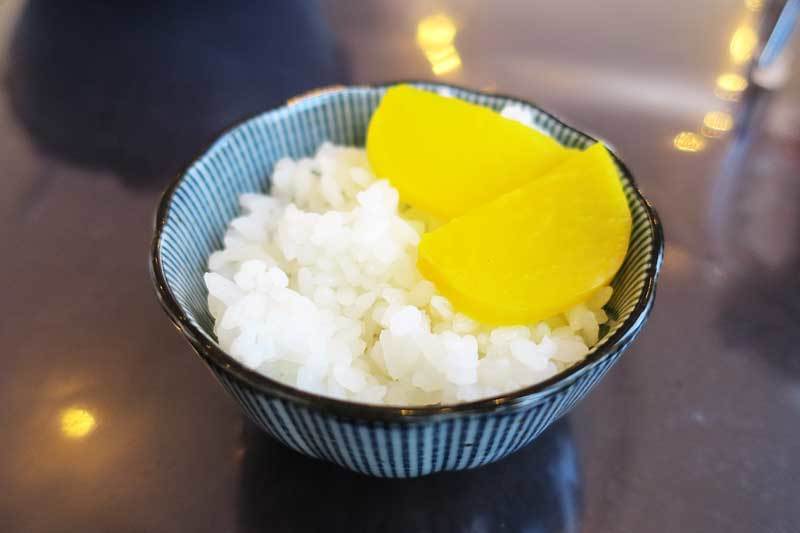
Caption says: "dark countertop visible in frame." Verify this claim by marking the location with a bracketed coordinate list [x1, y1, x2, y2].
[1, 1, 798, 532]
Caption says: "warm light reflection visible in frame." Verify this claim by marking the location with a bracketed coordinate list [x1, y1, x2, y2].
[417, 14, 457, 47]
[702, 111, 734, 137]
[745, 0, 764, 11]
[730, 25, 758, 64]
[430, 48, 462, 75]
[417, 14, 462, 76]
[61, 407, 96, 439]
[715, 73, 748, 100]
[673, 131, 706, 152]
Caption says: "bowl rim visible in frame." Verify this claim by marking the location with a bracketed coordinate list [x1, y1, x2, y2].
[150, 81, 665, 422]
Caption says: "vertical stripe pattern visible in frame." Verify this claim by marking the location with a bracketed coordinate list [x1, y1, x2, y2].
[155, 84, 661, 477]
[208, 347, 624, 477]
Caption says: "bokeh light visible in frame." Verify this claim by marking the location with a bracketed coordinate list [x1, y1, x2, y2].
[60, 407, 96, 439]
[417, 14, 462, 76]
[417, 14, 457, 48]
[715, 73, 748, 100]
[673, 131, 707, 152]
[730, 25, 758, 64]
[745, 0, 764, 12]
[702, 111, 734, 137]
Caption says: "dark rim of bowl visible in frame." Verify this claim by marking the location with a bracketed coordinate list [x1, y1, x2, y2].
[150, 81, 665, 422]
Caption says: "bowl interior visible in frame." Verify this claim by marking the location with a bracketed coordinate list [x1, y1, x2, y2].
[154, 83, 658, 396]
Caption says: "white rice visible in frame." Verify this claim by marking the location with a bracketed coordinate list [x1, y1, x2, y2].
[205, 114, 612, 406]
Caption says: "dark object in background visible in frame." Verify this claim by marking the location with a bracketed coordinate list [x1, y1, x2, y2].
[6, 0, 346, 188]
[238, 417, 582, 533]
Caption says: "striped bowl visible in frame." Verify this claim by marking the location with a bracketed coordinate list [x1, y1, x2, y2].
[151, 83, 663, 478]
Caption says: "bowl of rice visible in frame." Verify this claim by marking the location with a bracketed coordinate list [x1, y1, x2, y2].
[151, 82, 663, 478]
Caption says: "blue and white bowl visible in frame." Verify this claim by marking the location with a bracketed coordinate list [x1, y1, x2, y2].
[150, 83, 663, 478]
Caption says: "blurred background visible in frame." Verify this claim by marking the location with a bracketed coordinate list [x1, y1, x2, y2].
[0, 0, 798, 531]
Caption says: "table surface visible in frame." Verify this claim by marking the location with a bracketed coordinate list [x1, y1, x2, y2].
[2, 1, 799, 532]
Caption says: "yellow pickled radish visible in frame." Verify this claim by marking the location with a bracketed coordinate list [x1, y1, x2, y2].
[367, 85, 572, 219]
[418, 143, 631, 325]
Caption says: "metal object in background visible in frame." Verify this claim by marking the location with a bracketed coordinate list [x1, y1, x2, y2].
[758, 0, 799, 68]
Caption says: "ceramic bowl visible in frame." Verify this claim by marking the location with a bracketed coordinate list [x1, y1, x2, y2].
[150, 82, 663, 478]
